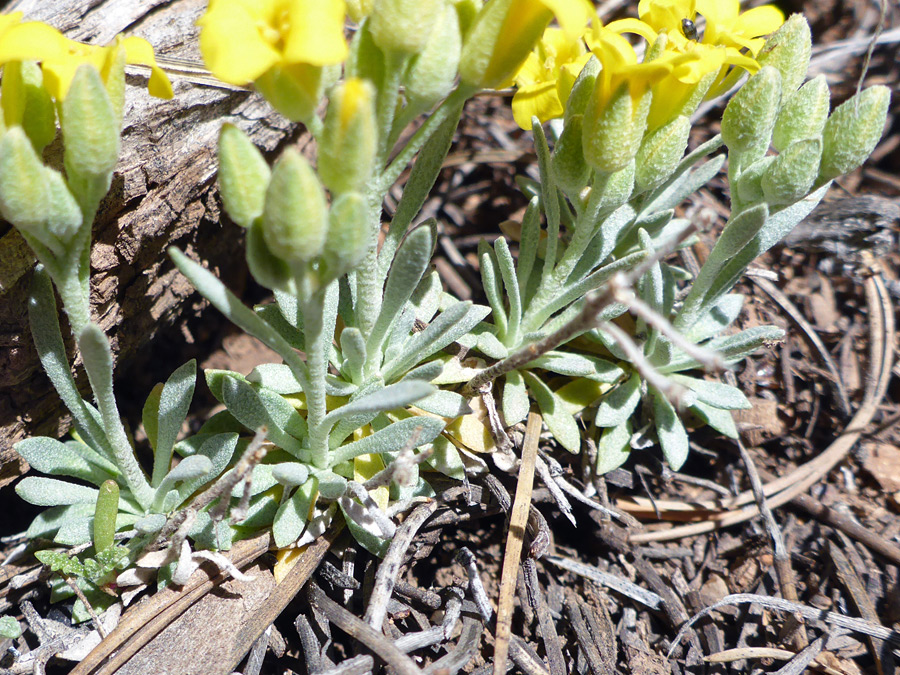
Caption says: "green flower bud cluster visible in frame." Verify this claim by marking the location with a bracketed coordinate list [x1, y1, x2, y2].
[217, 124, 371, 299]
[723, 15, 890, 210]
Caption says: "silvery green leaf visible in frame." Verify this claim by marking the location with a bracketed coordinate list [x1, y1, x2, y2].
[330, 416, 446, 464]
[151, 359, 197, 487]
[257, 387, 308, 440]
[324, 379, 434, 425]
[190, 411, 244, 441]
[685, 294, 745, 343]
[475, 330, 509, 360]
[221, 375, 305, 457]
[691, 400, 739, 438]
[641, 152, 725, 216]
[17, 477, 98, 506]
[135, 513, 166, 533]
[205, 369, 247, 403]
[523, 372, 581, 453]
[533, 121, 560, 280]
[367, 224, 434, 360]
[593, 203, 638, 266]
[670, 375, 751, 410]
[25, 502, 94, 539]
[328, 380, 386, 448]
[326, 377, 358, 396]
[532, 252, 643, 330]
[340, 326, 367, 383]
[595, 372, 641, 427]
[248, 363, 303, 394]
[383, 306, 418, 367]
[272, 463, 310, 486]
[516, 198, 541, 295]
[502, 370, 530, 426]
[16, 437, 116, 486]
[247, 464, 278, 497]
[494, 237, 521, 338]
[313, 470, 348, 499]
[595, 419, 632, 475]
[652, 388, 689, 470]
[479, 239, 507, 337]
[234, 490, 280, 531]
[660, 325, 785, 373]
[255, 303, 304, 351]
[340, 498, 389, 557]
[527, 351, 624, 383]
[402, 359, 444, 382]
[54, 517, 93, 546]
[170, 248, 309, 382]
[273, 479, 316, 547]
[154, 455, 213, 509]
[410, 270, 443, 325]
[414, 390, 471, 417]
[427, 436, 466, 480]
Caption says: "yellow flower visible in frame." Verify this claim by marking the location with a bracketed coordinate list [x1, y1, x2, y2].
[695, 0, 784, 55]
[198, 0, 348, 86]
[511, 26, 591, 129]
[0, 15, 173, 100]
[460, 0, 595, 90]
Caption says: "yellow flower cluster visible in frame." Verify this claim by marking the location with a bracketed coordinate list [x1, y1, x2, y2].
[512, 0, 784, 130]
[0, 12, 172, 102]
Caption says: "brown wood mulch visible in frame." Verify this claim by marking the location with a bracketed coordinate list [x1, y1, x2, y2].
[1, 0, 900, 673]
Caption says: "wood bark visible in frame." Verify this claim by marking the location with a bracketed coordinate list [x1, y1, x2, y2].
[0, 0, 298, 485]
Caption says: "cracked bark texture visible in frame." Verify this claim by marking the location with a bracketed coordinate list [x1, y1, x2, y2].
[0, 0, 298, 485]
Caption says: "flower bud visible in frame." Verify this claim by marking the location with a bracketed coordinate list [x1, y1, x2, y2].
[321, 192, 371, 281]
[563, 56, 599, 122]
[1, 60, 56, 153]
[255, 64, 324, 123]
[262, 149, 329, 264]
[552, 114, 591, 194]
[218, 124, 271, 229]
[346, 0, 374, 22]
[735, 156, 775, 204]
[635, 115, 690, 193]
[246, 219, 295, 292]
[582, 81, 651, 174]
[318, 79, 378, 195]
[61, 65, 120, 205]
[602, 160, 635, 210]
[404, 3, 462, 111]
[0, 128, 82, 257]
[453, 0, 482, 37]
[762, 138, 821, 206]
[756, 14, 811, 94]
[818, 85, 890, 183]
[369, 0, 442, 54]
[772, 75, 829, 152]
[721, 66, 781, 160]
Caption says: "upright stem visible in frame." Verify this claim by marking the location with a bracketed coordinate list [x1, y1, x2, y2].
[302, 294, 331, 468]
[353, 197, 385, 341]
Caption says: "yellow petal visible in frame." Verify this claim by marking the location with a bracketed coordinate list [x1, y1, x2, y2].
[606, 17, 658, 44]
[0, 22, 69, 65]
[512, 81, 563, 128]
[734, 5, 784, 37]
[198, 3, 281, 84]
[120, 36, 173, 98]
[283, 0, 349, 66]
[539, 0, 594, 38]
[274, 546, 306, 583]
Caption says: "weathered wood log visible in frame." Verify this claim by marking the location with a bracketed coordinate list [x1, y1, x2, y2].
[0, 0, 298, 485]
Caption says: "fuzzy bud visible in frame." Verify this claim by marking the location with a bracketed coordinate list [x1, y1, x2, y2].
[318, 78, 377, 195]
[762, 138, 821, 206]
[634, 115, 690, 193]
[772, 75, 829, 152]
[721, 66, 781, 160]
[217, 124, 271, 229]
[818, 85, 890, 183]
[756, 14, 811, 95]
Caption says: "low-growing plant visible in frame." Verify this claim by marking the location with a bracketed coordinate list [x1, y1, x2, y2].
[0, 0, 889, 623]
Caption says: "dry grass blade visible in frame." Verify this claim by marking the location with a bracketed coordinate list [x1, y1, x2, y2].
[492, 412, 542, 675]
[705, 646, 846, 675]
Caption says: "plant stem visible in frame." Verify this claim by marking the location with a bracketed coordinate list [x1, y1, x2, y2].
[353, 197, 385, 341]
[302, 294, 331, 468]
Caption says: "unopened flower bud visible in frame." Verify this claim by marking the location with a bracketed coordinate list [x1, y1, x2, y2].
[582, 82, 651, 174]
[0, 128, 82, 257]
[262, 149, 329, 264]
[318, 78, 377, 195]
[762, 138, 821, 206]
[735, 156, 775, 204]
[369, 0, 442, 54]
[756, 14, 811, 94]
[563, 56, 600, 122]
[321, 192, 371, 281]
[245, 219, 295, 292]
[818, 85, 890, 183]
[635, 115, 690, 193]
[255, 64, 325, 124]
[552, 114, 591, 194]
[772, 75, 829, 152]
[1, 60, 55, 153]
[61, 65, 120, 205]
[405, 4, 462, 111]
[217, 124, 271, 229]
[721, 66, 781, 160]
